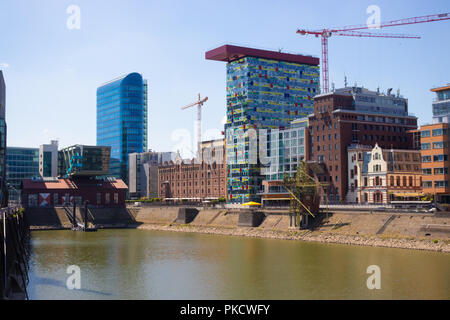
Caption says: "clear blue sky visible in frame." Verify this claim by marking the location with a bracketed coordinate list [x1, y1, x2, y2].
[1, 0, 449, 155]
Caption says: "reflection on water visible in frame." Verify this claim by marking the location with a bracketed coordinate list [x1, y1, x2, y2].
[28, 229, 450, 300]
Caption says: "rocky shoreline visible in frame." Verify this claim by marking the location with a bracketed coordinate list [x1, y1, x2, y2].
[137, 223, 450, 253]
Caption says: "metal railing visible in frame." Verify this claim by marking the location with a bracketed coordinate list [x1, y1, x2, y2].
[1, 205, 30, 300]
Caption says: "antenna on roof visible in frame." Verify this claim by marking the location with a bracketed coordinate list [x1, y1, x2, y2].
[344, 75, 348, 87]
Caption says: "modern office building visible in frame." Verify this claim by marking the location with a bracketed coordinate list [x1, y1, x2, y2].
[58, 145, 111, 178]
[22, 144, 126, 208]
[417, 122, 450, 203]
[128, 151, 176, 199]
[206, 45, 320, 203]
[258, 118, 311, 206]
[97, 72, 148, 184]
[346, 144, 422, 204]
[431, 84, 450, 124]
[6, 147, 39, 200]
[39, 140, 59, 177]
[158, 139, 227, 202]
[0, 71, 7, 188]
[308, 86, 418, 203]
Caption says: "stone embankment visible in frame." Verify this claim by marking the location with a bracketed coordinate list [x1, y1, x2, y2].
[134, 206, 450, 253]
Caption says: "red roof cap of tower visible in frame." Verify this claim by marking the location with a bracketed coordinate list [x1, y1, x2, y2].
[205, 45, 319, 66]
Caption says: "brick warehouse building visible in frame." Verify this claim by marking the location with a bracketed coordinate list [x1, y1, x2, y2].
[307, 86, 418, 203]
[158, 139, 227, 202]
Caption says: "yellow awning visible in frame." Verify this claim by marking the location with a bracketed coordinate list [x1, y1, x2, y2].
[392, 193, 424, 197]
[242, 201, 262, 206]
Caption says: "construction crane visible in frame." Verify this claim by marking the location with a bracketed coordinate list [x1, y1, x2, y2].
[297, 12, 450, 93]
[181, 93, 208, 157]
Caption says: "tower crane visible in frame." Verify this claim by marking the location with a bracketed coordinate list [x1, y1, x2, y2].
[297, 12, 450, 93]
[181, 93, 208, 157]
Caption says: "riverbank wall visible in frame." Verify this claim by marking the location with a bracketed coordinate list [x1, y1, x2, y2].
[25, 206, 450, 252]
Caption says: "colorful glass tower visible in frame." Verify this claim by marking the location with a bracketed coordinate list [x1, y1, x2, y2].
[97, 73, 148, 184]
[206, 45, 319, 203]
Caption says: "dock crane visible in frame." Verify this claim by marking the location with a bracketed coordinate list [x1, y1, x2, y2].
[297, 12, 450, 93]
[181, 94, 208, 157]
[283, 161, 330, 228]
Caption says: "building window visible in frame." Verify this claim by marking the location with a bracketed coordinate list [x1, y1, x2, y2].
[432, 128, 447, 136]
[421, 143, 430, 150]
[105, 193, 110, 205]
[433, 142, 445, 149]
[114, 193, 118, 205]
[434, 181, 449, 188]
[433, 154, 448, 162]
[434, 167, 448, 175]
[53, 193, 58, 206]
[97, 193, 101, 205]
[420, 130, 430, 137]
[422, 181, 432, 188]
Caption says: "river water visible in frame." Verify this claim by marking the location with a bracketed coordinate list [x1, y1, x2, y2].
[27, 229, 449, 300]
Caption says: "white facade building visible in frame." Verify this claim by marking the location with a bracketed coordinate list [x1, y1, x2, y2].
[347, 143, 422, 204]
[39, 140, 59, 177]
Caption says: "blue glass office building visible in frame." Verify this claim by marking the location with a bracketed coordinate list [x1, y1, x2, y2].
[6, 147, 39, 200]
[97, 73, 148, 184]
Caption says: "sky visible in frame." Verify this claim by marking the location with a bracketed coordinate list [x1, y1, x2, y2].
[1, 0, 449, 157]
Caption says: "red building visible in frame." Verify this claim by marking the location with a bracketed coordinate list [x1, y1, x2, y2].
[21, 177, 128, 207]
[158, 139, 227, 202]
[307, 86, 417, 203]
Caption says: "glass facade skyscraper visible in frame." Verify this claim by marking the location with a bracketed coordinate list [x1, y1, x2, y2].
[6, 147, 39, 200]
[206, 45, 319, 203]
[97, 73, 148, 184]
[0, 71, 6, 186]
